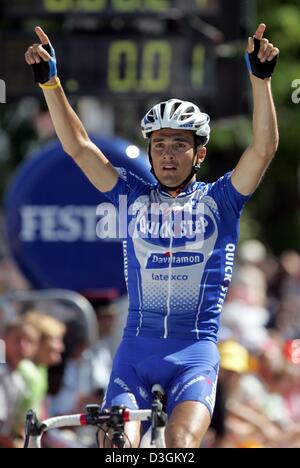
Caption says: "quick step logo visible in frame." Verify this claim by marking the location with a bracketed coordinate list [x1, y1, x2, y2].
[146, 252, 204, 269]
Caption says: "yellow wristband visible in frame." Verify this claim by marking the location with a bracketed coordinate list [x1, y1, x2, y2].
[39, 78, 61, 91]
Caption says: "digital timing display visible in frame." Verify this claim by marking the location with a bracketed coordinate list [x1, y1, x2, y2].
[2, 0, 219, 16]
[2, 35, 216, 98]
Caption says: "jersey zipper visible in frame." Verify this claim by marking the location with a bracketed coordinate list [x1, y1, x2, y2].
[163, 201, 175, 339]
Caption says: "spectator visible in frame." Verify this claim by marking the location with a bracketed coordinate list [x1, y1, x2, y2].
[0, 320, 35, 448]
[276, 251, 300, 339]
[92, 296, 119, 371]
[221, 264, 270, 351]
[238, 239, 268, 267]
[48, 295, 119, 417]
[210, 340, 250, 448]
[48, 320, 98, 415]
[18, 311, 66, 419]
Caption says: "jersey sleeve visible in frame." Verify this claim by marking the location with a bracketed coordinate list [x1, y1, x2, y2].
[210, 172, 252, 217]
[102, 168, 152, 208]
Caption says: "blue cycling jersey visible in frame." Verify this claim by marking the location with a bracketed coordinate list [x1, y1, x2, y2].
[103, 169, 250, 342]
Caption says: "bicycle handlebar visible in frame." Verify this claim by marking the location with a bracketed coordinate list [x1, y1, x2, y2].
[25, 385, 168, 449]
[24, 406, 155, 449]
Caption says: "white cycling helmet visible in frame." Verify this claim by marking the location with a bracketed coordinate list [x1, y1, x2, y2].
[141, 98, 211, 146]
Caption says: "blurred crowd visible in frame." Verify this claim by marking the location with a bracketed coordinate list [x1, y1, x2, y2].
[0, 240, 300, 448]
[209, 241, 300, 448]
[0, 272, 120, 448]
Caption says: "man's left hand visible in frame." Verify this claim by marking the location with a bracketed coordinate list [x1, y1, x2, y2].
[245, 23, 280, 80]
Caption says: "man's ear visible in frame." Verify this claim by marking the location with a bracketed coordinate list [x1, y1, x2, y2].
[197, 147, 207, 164]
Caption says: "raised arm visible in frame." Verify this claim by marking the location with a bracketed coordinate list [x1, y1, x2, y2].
[231, 24, 280, 196]
[25, 27, 118, 193]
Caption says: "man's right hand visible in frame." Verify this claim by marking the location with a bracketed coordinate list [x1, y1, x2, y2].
[24, 27, 119, 194]
[25, 27, 58, 85]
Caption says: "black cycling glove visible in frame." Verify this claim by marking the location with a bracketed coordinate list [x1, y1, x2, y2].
[31, 43, 57, 84]
[245, 37, 278, 80]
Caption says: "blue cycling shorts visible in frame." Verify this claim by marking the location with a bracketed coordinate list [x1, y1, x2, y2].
[102, 337, 220, 418]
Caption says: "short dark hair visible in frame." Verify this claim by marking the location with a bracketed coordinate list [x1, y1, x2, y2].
[195, 135, 206, 148]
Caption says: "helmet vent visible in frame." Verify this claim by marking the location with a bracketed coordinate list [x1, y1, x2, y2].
[179, 107, 195, 121]
[160, 102, 166, 118]
[169, 102, 181, 118]
[147, 111, 155, 123]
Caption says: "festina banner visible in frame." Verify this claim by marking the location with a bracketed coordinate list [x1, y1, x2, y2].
[5, 136, 154, 294]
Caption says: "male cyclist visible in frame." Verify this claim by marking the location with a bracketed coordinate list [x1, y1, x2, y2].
[25, 23, 279, 448]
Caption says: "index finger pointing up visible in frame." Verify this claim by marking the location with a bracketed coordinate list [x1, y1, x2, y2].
[254, 23, 266, 40]
[35, 26, 50, 45]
